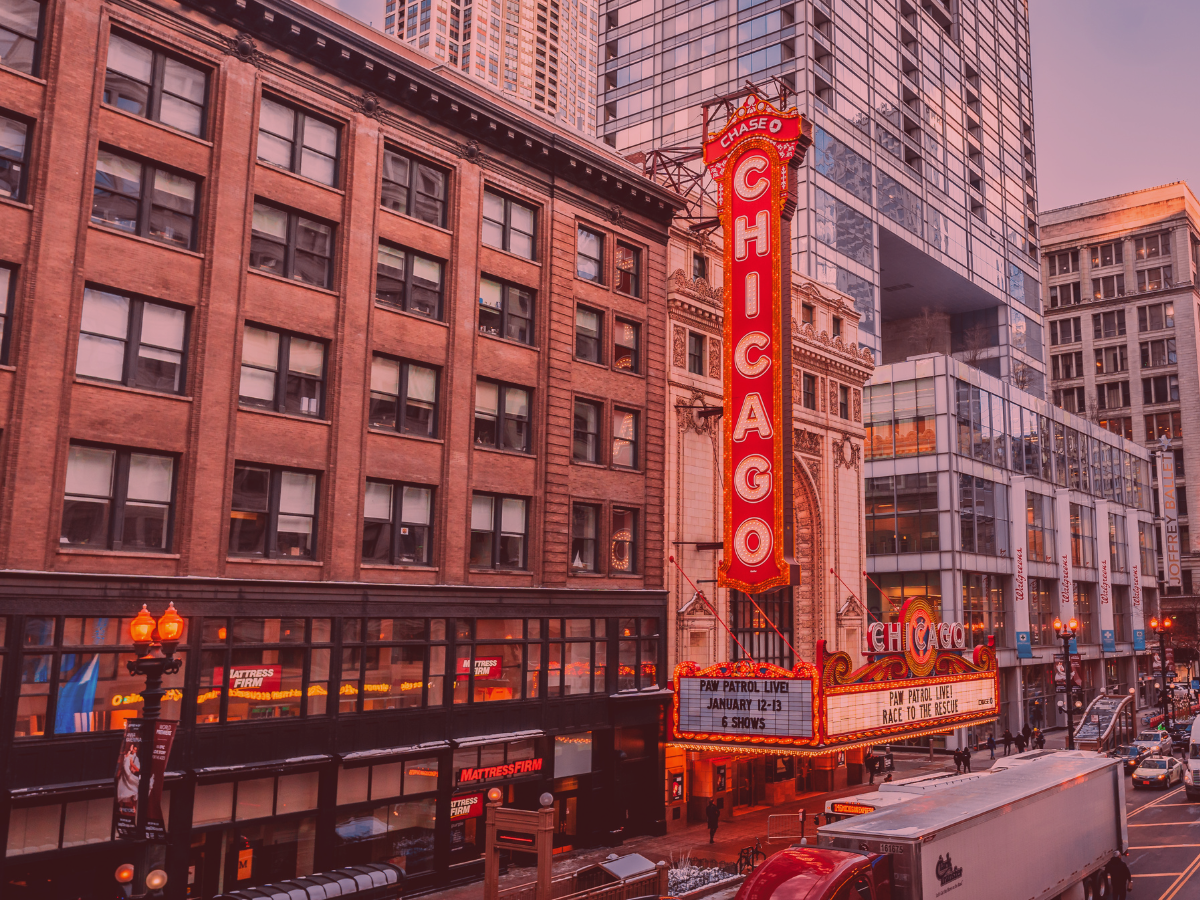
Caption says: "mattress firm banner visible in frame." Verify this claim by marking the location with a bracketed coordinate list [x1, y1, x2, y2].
[1159, 447, 1181, 587]
[705, 94, 812, 594]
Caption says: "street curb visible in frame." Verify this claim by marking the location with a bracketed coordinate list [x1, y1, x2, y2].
[668, 874, 746, 899]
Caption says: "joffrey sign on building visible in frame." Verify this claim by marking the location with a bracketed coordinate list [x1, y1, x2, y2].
[705, 95, 812, 594]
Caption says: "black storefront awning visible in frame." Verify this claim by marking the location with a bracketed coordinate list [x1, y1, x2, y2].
[214, 863, 402, 900]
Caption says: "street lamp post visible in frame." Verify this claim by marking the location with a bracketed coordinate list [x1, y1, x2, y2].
[117, 603, 185, 899]
[1053, 617, 1080, 750]
[1149, 616, 1174, 728]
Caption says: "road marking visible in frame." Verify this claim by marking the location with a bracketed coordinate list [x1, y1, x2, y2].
[1156, 851, 1200, 900]
[1130, 787, 1184, 818]
[1131, 844, 1200, 849]
[1131, 822, 1200, 827]
[1134, 873, 1183, 877]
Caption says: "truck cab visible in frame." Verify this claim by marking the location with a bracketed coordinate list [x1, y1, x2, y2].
[1185, 718, 1200, 800]
[738, 846, 891, 900]
[823, 773, 983, 824]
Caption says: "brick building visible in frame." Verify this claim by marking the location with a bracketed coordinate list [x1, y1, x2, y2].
[0, 0, 682, 895]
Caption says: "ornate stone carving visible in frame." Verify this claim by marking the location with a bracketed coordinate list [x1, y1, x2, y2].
[829, 381, 839, 414]
[852, 388, 862, 423]
[793, 428, 820, 456]
[806, 458, 821, 481]
[454, 140, 485, 161]
[708, 340, 721, 379]
[672, 325, 687, 369]
[357, 92, 382, 118]
[832, 434, 861, 471]
[605, 205, 624, 225]
[225, 33, 262, 65]
[668, 269, 723, 307]
[676, 390, 717, 436]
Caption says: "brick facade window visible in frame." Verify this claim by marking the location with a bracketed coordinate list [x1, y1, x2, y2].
[693, 253, 707, 281]
[76, 287, 188, 394]
[478, 276, 533, 344]
[92, 149, 198, 250]
[802, 373, 817, 410]
[103, 32, 208, 137]
[1091, 310, 1125, 339]
[687, 332, 704, 375]
[380, 147, 447, 227]
[615, 241, 640, 297]
[547, 619, 608, 696]
[570, 503, 599, 571]
[611, 507, 636, 573]
[838, 384, 850, 419]
[376, 242, 444, 319]
[482, 189, 536, 259]
[1142, 374, 1179, 405]
[257, 96, 339, 187]
[239, 324, 326, 418]
[1137, 301, 1174, 332]
[61, 444, 175, 552]
[614, 318, 639, 373]
[575, 305, 602, 362]
[368, 354, 438, 437]
[0, 265, 15, 364]
[577, 224, 603, 282]
[1140, 338, 1176, 368]
[250, 201, 334, 288]
[612, 408, 638, 468]
[469, 493, 526, 569]
[474, 379, 531, 453]
[228, 464, 319, 559]
[617, 617, 659, 690]
[572, 399, 600, 462]
[1048, 282, 1080, 307]
[0, 112, 29, 201]
[362, 480, 433, 565]
[0, 0, 43, 76]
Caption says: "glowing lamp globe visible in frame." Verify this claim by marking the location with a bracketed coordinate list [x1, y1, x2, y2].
[145, 869, 168, 891]
[1052, 618, 1063, 632]
[130, 605, 156, 644]
[1150, 617, 1159, 629]
[157, 603, 184, 643]
[487, 787, 503, 802]
[1164, 617, 1173, 629]
[115, 864, 135, 884]
[1068, 618, 1079, 633]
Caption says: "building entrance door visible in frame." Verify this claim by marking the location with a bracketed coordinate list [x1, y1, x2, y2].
[734, 758, 764, 807]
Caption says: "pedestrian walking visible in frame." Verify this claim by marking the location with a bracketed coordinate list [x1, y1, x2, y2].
[1022, 722, 1032, 744]
[706, 799, 720, 844]
[1003, 729, 1013, 755]
[1014, 733, 1027, 753]
[1104, 851, 1132, 900]
[953, 748, 962, 773]
[963, 744, 972, 773]
[867, 752, 877, 785]
[987, 733, 996, 759]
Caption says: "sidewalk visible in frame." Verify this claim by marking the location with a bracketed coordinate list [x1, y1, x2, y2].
[424, 752, 957, 899]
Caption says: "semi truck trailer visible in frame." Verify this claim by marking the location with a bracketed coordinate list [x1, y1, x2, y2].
[736, 753, 1126, 900]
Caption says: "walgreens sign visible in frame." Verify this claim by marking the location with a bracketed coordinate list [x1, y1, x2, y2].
[705, 95, 812, 594]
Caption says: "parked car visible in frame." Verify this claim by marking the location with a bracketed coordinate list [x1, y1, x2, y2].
[1132, 755, 1184, 789]
[1110, 744, 1152, 775]
[1133, 729, 1173, 756]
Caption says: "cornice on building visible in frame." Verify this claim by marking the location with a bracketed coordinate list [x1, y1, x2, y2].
[172, 0, 685, 223]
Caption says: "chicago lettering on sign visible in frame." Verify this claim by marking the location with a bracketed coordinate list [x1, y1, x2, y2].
[705, 94, 812, 594]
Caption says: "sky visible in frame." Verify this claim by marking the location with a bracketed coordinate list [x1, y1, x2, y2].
[1025, 0, 1196, 210]
[327, 0, 1196, 210]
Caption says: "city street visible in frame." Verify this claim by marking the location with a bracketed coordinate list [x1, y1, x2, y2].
[1125, 781, 1200, 899]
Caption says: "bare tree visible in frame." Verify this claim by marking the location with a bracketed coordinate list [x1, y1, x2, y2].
[961, 322, 992, 366]
[1010, 360, 1034, 391]
[916, 306, 941, 354]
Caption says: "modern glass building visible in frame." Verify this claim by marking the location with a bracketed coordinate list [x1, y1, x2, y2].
[600, 0, 1044, 385]
[865, 355, 1157, 745]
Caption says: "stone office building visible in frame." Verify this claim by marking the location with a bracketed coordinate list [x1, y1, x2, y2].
[0, 0, 682, 895]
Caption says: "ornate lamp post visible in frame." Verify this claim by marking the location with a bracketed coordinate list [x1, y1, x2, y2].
[1052, 617, 1080, 750]
[116, 604, 184, 899]
[1149, 616, 1174, 727]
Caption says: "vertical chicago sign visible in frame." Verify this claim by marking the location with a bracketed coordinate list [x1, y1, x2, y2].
[705, 95, 813, 593]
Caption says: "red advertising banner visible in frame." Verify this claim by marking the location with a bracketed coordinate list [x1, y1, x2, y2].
[450, 793, 487, 820]
[456, 657, 503, 679]
[114, 718, 178, 840]
[706, 95, 812, 594]
[214, 666, 283, 691]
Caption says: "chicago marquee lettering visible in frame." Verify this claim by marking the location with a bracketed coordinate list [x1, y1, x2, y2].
[706, 95, 811, 594]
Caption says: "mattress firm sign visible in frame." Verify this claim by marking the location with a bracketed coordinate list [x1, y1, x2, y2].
[677, 676, 813, 738]
[826, 676, 997, 737]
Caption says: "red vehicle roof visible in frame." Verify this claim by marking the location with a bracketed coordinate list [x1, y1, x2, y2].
[736, 846, 872, 900]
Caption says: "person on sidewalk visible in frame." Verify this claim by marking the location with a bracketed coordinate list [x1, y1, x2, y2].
[963, 744, 972, 773]
[987, 733, 996, 759]
[1014, 732, 1027, 754]
[706, 799, 720, 844]
[1002, 729, 1013, 756]
[867, 751, 876, 785]
[1022, 722, 1032, 745]
[1104, 851, 1132, 900]
[953, 748, 963, 774]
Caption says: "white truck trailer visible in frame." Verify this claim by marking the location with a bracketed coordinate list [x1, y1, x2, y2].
[738, 754, 1127, 900]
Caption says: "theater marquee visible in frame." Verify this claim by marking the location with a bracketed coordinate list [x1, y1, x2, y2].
[705, 95, 812, 595]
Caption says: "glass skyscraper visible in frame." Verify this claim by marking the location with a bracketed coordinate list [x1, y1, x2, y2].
[600, 0, 1043, 387]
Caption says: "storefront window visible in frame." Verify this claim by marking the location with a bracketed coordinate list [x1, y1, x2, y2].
[554, 733, 592, 778]
[1022, 665, 1054, 732]
[962, 572, 1006, 648]
[345, 618, 446, 712]
[335, 799, 436, 874]
[618, 618, 660, 690]
[866, 572, 942, 624]
[1074, 582, 1096, 644]
[15, 616, 184, 738]
[222, 816, 317, 890]
[1028, 577, 1056, 646]
[546, 619, 607, 697]
[8, 797, 114, 856]
[454, 619, 534, 704]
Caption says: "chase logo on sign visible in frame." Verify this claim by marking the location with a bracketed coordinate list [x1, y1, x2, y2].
[935, 854, 963, 887]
